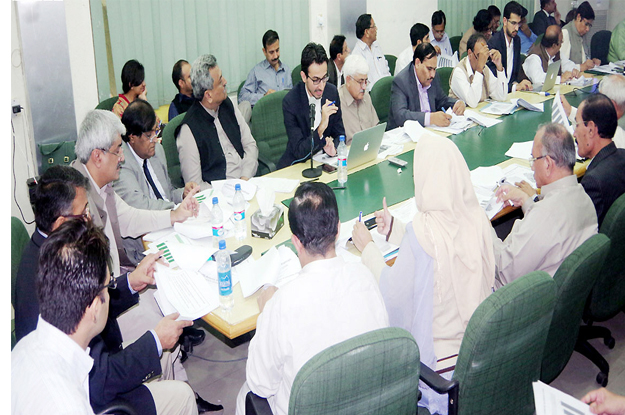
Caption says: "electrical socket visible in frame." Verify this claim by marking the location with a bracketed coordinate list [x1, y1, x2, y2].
[12, 99, 22, 117]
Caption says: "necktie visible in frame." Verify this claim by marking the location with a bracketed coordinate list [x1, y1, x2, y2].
[143, 159, 163, 199]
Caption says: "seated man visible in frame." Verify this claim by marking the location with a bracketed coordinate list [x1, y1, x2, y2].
[561, 1, 601, 72]
[487, 1, 532, 92]
[429, 10, 454, 57]
[532, 0, 562, 37]
[449, 33, 507, 108]
[575, 93, 625, 226]
[459, 9, 493, 58]
[523, 25, 579, 86]
[328, 35, 350, 88]
[238, 30, 293, 109]
[396, 23, 431, 75]
[113, 59, 147, 118]
[493, 123, 597, 288]
[234, 182, 389, 415]
[608, 19, 625, 63]
[351, 13, 391, 89]
[339, 54, 379, 144]
[168, 59, 195, 121]
[177, 54, 258, 188]
[518, 6, 538, 54]
[277, 43, 345, 169]
[388, 42, 465, 130]
[12, 219, 197, 415]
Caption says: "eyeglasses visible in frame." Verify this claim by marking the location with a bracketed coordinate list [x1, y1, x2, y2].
[61, 205, 90, 220]
[307, 74, 329, 85]
[369, 25, 377, 30]
[102, 272, 118, 290]
[142, 121, 162, 142]
[100, 146, 123, 158]
[582, 19, 593, 28]
[529, 154, 547, 167]
[350, 77, 370, 87]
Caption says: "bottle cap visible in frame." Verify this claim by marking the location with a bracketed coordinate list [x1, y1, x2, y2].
[219, 239, 226, 250]
[339, 135, 345, 142]
[212, 197, 218, 204]
[235, 184, 241, 191]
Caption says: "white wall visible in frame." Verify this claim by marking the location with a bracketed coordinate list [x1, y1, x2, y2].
[309, 0, 342, 52]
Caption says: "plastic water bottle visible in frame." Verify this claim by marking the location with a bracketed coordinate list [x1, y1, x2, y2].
[211, 197, 224, 248]
[233, 184, 247, 241]
[337, 135, 348, 185]
[216, 239, 233, 310]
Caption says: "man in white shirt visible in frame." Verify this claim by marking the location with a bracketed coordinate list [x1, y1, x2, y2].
[449, 33, 507, 108]
[351, 14, 391, 90]
[396, 23, 431, 75]
[430, 10, 454, 57]
[235, 182, 389, 415]
[523, 25, 579, 86]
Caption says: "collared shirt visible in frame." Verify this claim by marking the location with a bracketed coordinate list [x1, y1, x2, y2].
[351, 38, 391, 90]
[168, 93, 195, 121]
[429, 31, 454, 57]
[306, 89, 322, 132]
[450, 57, 507, 108]
[415, 69, 432, 126]
[395, 46, 414, 75]
[239, 59, 292, 107]
[127, 142, 169, 202]
[505, 33, 515, 85]
[338, 84, 379, 144]
[519, 29, 538, 54]
[12, 316, 95, 415]
[523, 49, 576, 85]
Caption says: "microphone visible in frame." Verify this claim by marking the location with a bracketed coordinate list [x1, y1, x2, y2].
[309, 103, 316, 131]
[302, 102, 322, 178]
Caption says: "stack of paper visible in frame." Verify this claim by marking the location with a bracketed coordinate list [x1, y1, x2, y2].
[464, 110, 502, 128]
[430, 108, 474, 134]
[236, 246, 301, 297]
[552, 91, 574, 135]
[533, 381, 592, 415]
[505, 141, 533, 159]
[481, 99, 544, 115]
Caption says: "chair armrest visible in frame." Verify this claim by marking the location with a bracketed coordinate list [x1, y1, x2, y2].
[245, 391, 273, 415]
[419, 362, 459, 415]
[96, 399, 138, 415]
[258, 153, 276, 175]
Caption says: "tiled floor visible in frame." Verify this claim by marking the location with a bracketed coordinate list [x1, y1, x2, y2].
[183, 313, 625, 415]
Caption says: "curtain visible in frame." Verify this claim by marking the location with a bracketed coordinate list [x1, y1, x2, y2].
[91, 0, 309, 108]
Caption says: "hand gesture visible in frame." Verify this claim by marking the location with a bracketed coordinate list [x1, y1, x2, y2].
[318, 99, 339, 137]
[323, 136, 337, 157]
[128, 251, 162, 292]
[582, 388, 625, 415]
[453, 100, 466, 115]
[154, 313, 193, 350]
[514, 180, 537, 198]
[374, 197, 393, 237]
[170, 186, 200, 224]
[516, 79, 533, 91]
[182, 182, 199, 199]
[489, 49, 503, 72]
[495, 184, 530, 207]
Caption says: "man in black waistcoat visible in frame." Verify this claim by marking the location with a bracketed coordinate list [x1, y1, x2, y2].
[176, 54, 258, 189]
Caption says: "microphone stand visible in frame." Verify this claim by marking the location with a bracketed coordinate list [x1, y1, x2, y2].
[302, 103, 322, 178]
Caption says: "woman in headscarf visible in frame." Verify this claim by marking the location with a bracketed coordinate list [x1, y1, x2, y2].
[351, 133, 495, 412]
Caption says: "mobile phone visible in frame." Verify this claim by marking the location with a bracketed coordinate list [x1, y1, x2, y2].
[364, 217, 377, 230]
[322, 164, 337, 173]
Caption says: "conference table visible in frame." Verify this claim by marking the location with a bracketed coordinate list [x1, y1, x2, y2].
[200, 81, 597, 340]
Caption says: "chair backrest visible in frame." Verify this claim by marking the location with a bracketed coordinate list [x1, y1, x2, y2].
[385, 54, 397, 76]
[541, 233, 611, 383]
[534, 33, 544, 47]
[453, 271, 556, 415]
[587, 193, 625, 321]
[436, 67, 454, 96]
[591, 30, 612, 66]
[370, 76, 394, 124]
[449, 35, 462, 54]
[237, 80, 245, 100]
[95, 96, 118, 111]
[160, 113, 186, 188]
[292, 64, 302, 86]
[288, 327, 420, 415]
[250, 90, 289, 175]
[11, 217, 30, 307]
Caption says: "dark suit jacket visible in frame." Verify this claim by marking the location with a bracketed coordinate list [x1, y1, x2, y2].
[327, 60, 344, 87]
[532, 10, 556, 37]
[581, 142, 625, 227]
[13, 230, 159, 415]
[387, 62, 457, 130]
[487, 30, 528, 93]
[277, 81, 345, 169]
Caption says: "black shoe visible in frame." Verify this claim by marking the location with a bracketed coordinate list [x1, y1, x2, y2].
[180, 327, 206, 353]
[196, 393, 223, 413]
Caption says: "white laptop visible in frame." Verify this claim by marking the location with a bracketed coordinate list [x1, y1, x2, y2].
[346, 122, 387, 169]
[532, 60, 561, 93]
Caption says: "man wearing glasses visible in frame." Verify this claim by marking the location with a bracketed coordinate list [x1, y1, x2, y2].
[277, 43, 345, 170]
[338, 54, 379, 144]
[351, 13, 391, 90]
[491, 123, 597, 289]
[561, 1, 601, 72]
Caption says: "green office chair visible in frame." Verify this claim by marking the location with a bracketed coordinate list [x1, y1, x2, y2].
[540, 233, 611, 384]
[12, 217, 30, 349]
[95, 96, 119, 111]
[533, 33, 544, 47]
[420, 271, 557, 415]
[385, 54, 397, 75]
[292, 64, 302, 86]
[576, 193, 625, 386]
[237, 80, 246, 101]
[250, 90, 289, 175]
[519, 53, 527, 67]
[160, 113, 185, 188]
[246, 327, 421, 415]
[436, 67, 454, 96]
[370, 76, 394, 125]
[449, 35, 462, 54]
[460, 51, 467, 60]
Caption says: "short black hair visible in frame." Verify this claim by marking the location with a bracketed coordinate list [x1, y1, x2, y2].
[329, 35, 346, 60]
[172, 59, 188, 92]
[121, 99, 156, 142]
[38, 219, 110, 335]
[355, 14, 372, 39]
[262, 29, 280, 49]
[503, 1, 523, 20]
[414, 42, 437, 63]
[467, 33, 487, 53]
[410, 23, 430, 47]
[581, 93, 618, 139]
[432, 10, 446, 27]
[576, 1, 595, 21]
[301, 43, 328, 77]
[474, 9, 493, 33]
[488, 5, 501, 18]
[288, 182, 339, 256]
[540, 0, 552, 9]
[121, 60, 145, 94]
[31, 166, 90, 234]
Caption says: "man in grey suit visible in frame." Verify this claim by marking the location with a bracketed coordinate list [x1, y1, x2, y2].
[387, 42, 465, 130]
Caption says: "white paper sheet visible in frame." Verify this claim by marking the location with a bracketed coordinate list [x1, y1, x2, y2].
[237, 246, 301, 298]
[464, 109, 502, 128]
[249, 177, 300, 194]
[505, 141, 534, 159]
[533, 381, 592, 415]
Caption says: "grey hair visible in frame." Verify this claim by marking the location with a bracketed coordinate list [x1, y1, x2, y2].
[342, 54, 370, 79]
[538, 123, 576, 171]
[598, 74, 625, 114]
[191, 54, 218, 100]
[75, 110, 126, 164]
